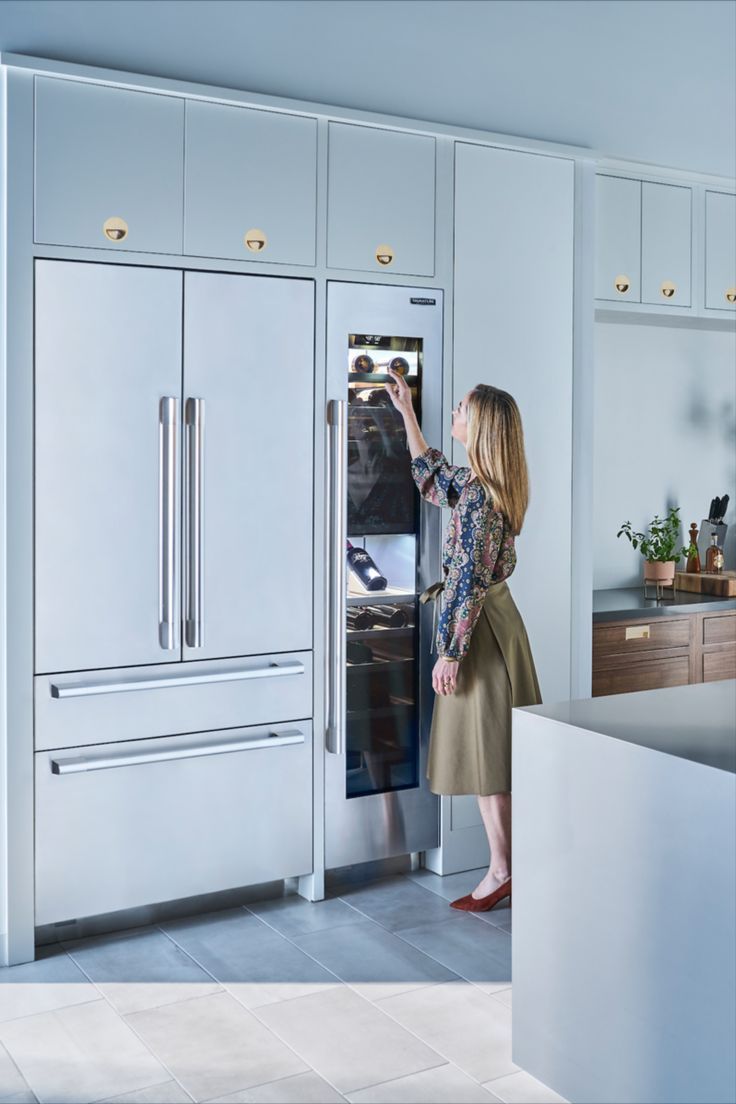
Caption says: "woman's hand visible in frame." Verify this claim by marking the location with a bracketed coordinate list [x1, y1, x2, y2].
[385, 366, 415, 420]
[433, 656, 459, 696]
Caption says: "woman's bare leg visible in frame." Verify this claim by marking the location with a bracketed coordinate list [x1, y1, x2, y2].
[472, 792, 511, 899]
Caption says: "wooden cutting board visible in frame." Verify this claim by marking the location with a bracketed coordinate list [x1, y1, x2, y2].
[675, 570, 736, 597]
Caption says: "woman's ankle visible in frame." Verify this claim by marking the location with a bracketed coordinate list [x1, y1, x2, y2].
[490, 867, 510, 883]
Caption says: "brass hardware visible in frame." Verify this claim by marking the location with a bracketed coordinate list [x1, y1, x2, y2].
[244, 229, 267, 253]
[625, 625, 650, 640]
[614, 275, 630, 294]
[661, 281, 676, 298]
[726, 287, 736, 304]
[103, 216, 128, 242]
[375, 244, 394, 267]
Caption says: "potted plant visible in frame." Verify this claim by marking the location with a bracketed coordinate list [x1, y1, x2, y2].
[617, 506, 689, 588]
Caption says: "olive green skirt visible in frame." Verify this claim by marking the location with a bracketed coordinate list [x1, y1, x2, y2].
[421, 579, 542, 796]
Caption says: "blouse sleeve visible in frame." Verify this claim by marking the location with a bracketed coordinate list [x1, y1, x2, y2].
[410, 446, 471, 508]
[436, 495, 506, 660]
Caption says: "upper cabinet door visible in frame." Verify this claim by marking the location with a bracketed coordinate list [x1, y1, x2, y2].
[705, 191, 736, 311]
[183, 273, 314, 660]
[35, 261, 183, 674]
[641, 182, 691, 307]
[595, 175, 641, 302]
[35, 78, 184, 253]
[184, 101, 317, 265]
[327, 123, 435, 276]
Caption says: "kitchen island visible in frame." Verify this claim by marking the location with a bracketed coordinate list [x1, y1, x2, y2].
[511, 679, 736, 1104]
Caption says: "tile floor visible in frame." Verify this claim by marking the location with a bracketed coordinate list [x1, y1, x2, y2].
[0, 867, 567, 1104]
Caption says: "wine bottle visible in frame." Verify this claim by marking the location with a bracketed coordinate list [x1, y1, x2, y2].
[347, 607, 374, 630]
[346, 640, 374, 664]
[346, 541, 388, 591]
[350, 354, 374, 373]
[365, 604, 407, 628]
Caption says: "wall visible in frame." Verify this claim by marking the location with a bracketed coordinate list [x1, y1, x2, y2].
[0, 0, 734, 178]
[593, 318, 736, 588]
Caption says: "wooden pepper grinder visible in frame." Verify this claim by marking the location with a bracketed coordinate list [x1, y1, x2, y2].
[686, 522, 701, 573]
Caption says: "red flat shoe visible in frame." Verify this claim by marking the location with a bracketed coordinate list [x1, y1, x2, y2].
[450, 877, 512, 912]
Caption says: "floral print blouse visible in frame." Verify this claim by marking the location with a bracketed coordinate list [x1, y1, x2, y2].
[410, 446, 517, 660]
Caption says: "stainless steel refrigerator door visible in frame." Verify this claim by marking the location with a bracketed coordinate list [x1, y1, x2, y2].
[182, 273, 314, 660]
[34, 260, 183, 674]
[325, 282, 443, 869]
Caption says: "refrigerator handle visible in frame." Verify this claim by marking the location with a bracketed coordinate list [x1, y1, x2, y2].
[158, 397, 178, 650]
[327, 399, 347, 755]
[185, 397, 205, 648]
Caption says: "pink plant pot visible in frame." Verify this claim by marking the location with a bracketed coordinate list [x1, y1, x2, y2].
[643, 560, 676, 586]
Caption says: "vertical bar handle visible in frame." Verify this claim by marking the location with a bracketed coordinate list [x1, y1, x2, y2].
[158, 397, 178, 650]
[185, 397, 205, 648]
[327, 399, 347, 755]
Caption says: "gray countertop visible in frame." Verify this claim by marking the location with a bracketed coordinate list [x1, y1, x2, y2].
[593, 585, 736, 621]
[518, 679, 736, 773]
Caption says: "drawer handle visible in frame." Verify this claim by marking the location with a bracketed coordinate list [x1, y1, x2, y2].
[244, 229, 267, 252]
[660, 281, 676, 299]
[726, 288, 736, 304]
[103, 216, 128, 242]
[49, 729, 306, 774]
[614, 274, 630, 294]
[49, 660, 305, 699]
[625, 625, 650, 640]
[375, 244, 394, 266]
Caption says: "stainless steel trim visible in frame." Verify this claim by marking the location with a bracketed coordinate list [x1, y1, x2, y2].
[327, 399, 347, 755]
[50, 729, 306, 774]
[49, 660, 306, 699]
[185, 397, 205, 648]
[158, 397, 178, 650]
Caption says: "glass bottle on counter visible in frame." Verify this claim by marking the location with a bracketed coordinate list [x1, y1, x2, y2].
[705, 531, 725, 574]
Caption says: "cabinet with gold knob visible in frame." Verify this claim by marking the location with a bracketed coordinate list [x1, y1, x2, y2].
[183, 101, 317, 265]
[326, 122, 435, 276]
[641, 181, 691, 307]
[34, 77, 184, 254]
[594, 175, 641, 302]
[704, 190, 736, 312]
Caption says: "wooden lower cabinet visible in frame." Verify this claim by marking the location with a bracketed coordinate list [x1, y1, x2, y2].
[593, 609, 735, 696]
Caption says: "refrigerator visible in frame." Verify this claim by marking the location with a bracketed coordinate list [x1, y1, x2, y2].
[325, 282, 444, 869]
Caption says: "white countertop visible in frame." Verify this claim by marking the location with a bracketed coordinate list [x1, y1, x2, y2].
[517, 679, 736, 774]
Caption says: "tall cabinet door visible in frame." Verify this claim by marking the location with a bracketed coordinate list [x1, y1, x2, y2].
[183, 273, 314, 660]
[35, 261, 183, 673]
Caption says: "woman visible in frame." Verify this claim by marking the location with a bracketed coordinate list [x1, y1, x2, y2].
[386, 367, 542, 912]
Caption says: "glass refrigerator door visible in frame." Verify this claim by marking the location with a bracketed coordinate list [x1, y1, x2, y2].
[344, 335, 423, 799]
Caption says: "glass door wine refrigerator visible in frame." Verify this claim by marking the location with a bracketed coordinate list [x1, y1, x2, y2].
[325, 282, 443, 869]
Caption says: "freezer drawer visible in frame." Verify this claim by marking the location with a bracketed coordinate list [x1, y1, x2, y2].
[34, 652, 312, 751]
[35, 721, 313, 925]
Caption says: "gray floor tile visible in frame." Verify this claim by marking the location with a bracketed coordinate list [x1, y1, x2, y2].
[255, 986, 445, 1095]
[336, 876, 457, 932]
[491, 988, 512, 1008]
[376, 982, 518, 1084]
[396, 916, 511, 990]
[97, 1082, 193, 1103]
[206, 1070, 346, 1102]
[0, 999, 168, 1104]
[482, 1071, 568, 1103]
[471, 905, 512, 934]
[0, 1042, 31, 1097]
[0, 945, 102, 1023]
[160, 908, 340, 1009]
[291, 920, 459, 1001]
[126, 990, 308, 1101]
[0, 1092, 38, 1104]
[62, 927, 222, 1015]
[247, 896, 365, 939]
[346, 1062, 502, 1102]
[404, 869, 488, 903]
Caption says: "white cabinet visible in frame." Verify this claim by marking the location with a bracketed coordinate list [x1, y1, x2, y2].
[327, 122, 435, 275]
[595, 175, 641, 302]
[705, 190, 736, 311]
[641, 182, 691, 307]
[34, 77, 184, 253]
[184, 101, 317, 265]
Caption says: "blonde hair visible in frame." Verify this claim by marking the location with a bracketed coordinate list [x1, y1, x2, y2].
[465, 384, 530, 536]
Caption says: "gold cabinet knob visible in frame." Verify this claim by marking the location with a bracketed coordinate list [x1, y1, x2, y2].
[661, 281, 676, 298]
[375, 244, 394, 267]
[726, 287, 736, 304]
[103, 216, 128, 242]
[244, 229, 267, 253]
[614, 274, 630, 294]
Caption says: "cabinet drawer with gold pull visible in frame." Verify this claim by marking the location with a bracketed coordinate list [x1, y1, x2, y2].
[594, 617, 690, 658]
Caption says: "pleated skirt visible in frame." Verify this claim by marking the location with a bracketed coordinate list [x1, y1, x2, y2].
[422, 579, 542, 796]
